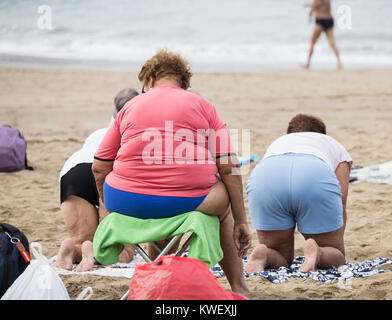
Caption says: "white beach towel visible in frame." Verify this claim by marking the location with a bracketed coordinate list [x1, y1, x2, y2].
[50, 253, 146, 279]
[350, 161, 392, 185]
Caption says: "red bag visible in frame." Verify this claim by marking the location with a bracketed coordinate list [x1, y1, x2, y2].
[128, 256, 247, 300]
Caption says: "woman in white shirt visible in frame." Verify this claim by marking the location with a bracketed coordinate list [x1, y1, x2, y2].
[54, 88, 139, 271]
[245, 114, 352, 273]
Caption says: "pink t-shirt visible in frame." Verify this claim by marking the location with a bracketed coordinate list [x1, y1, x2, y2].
[263, 132, 353, 172]
[94, 85, 234, 197]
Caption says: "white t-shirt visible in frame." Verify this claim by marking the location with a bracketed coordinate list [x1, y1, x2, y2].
[59, 117, 114, 179]
[263, 132, 353, 172]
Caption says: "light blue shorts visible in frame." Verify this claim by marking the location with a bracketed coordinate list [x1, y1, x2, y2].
[246, 153, 343, 234]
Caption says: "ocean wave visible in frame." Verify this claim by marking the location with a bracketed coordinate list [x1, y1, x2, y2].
[0, 0, 391, 70]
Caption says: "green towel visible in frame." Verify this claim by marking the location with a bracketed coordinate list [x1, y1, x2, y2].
[93, 211, 222, 268]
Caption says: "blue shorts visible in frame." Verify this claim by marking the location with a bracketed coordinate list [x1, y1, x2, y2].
[103, 182, 207, 219]
[246, 153, 343, 234]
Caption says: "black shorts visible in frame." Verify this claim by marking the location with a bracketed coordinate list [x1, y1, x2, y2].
[316, 18, 334, 31]
[60, 163, 99, 207]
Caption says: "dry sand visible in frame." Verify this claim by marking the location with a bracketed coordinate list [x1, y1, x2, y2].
[0, 65, 391, 300]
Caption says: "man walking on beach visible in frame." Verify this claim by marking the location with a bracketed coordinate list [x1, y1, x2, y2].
[303, 0, 343, 69]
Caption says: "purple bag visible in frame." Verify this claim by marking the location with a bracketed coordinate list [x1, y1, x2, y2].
[0, 126, 33, 172]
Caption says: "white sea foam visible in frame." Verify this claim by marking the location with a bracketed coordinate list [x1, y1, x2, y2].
[0, 0, 391, 70]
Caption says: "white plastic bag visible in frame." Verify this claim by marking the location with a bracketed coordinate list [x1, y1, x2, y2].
[76, 286, 94, 300]
[1, 242, 92, 300]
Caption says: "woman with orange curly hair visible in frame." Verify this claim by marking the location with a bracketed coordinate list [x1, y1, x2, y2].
[91, 50, 251, 295]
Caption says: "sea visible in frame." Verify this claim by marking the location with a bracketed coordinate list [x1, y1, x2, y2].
[0, 0, 391, 71]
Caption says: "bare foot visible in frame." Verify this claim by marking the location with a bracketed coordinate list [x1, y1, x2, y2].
[26, 159, 37, 170]
[53, 238, 75, 271]
[75, 240, 96, 272]
[244, 244, 268, 273]
[119, 244, 135, 263]
[298, 239, 321, 272]
[231, 285, 250, 298]
[300, 64, 310, 70]
[118, 248, 134, 263]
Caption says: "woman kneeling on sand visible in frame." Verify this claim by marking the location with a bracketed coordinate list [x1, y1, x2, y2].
[245, 114, 352, 273]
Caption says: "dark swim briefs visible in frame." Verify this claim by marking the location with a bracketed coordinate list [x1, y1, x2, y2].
[60, 163, 99, 207]
[316, 18, 334, 31]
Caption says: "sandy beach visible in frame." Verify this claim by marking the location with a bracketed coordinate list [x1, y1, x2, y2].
[1, 65, 392, 300]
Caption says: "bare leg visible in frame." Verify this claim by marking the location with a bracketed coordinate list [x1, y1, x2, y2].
[54, 195, 98, 270]
[244, 228, 295, 273]
[98, 199, 110, 222]
[299, 226, 346, 272]
[196, 180, 230, 217]
[148, 237, 181, 261]
[74, 241, 135, 272]
[148, 210, 250, 296]
[119, 244, 135, 263]
[325, 28, 343, 69]
[217, 207, 249, 296]
[99, 200, 135, 263]
[147, 180, 249, 295]
[196, 181, 250, 295]
[245, 244, 289, 273]
[302, 24, 323, 69]
[148, 180, 229, 260]
[145, 181, 248, 295]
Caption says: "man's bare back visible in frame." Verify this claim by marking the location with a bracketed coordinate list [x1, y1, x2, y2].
[312, 0, 332, 19]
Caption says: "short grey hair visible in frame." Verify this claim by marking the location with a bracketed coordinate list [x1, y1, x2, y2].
[114, 88, 139, 113]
